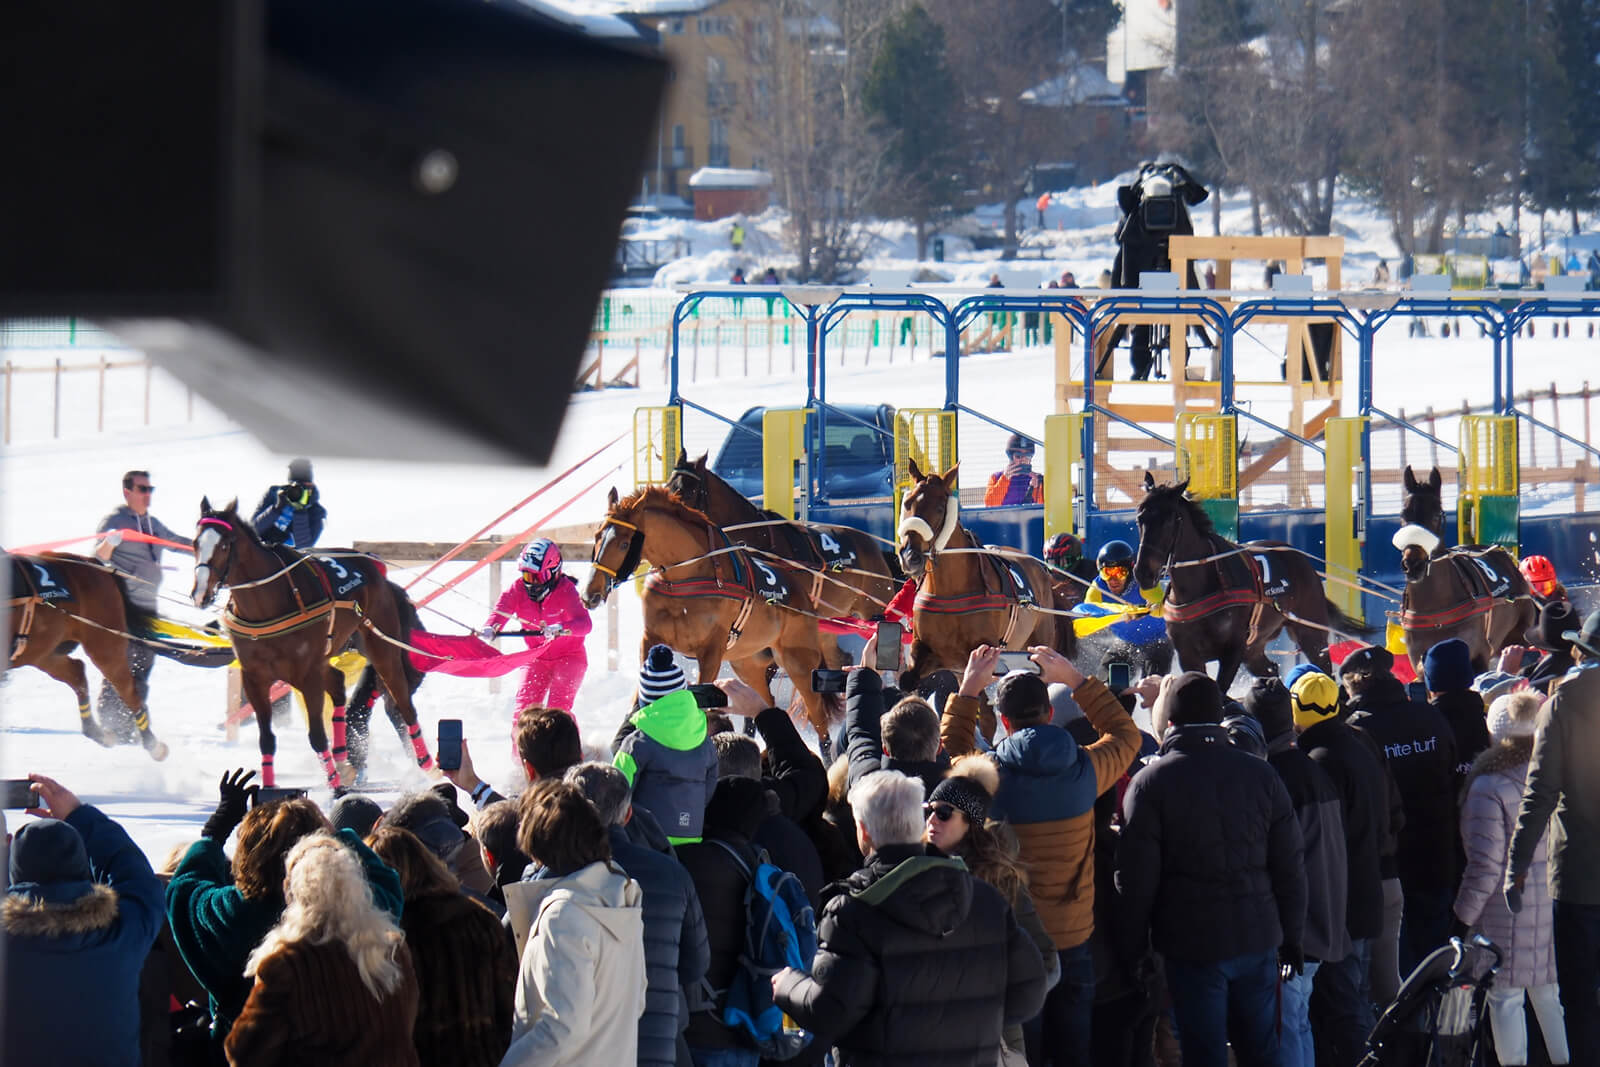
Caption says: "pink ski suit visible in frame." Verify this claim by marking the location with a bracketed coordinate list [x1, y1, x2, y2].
[485, 575, 592, 716]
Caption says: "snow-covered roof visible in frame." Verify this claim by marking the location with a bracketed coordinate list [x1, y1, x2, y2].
[688, 167, 774, 190]
[1020, 65, 1124, 108]
[510, 0, 647, 38]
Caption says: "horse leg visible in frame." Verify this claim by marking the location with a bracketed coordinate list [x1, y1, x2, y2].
[898, 636, 935, 693]
[729, 657, 775, 733]
[239, 669, 280, 786]
[34, 651, 112, 746]
[771, 640, 830, 760]
[325, 663, 356, 785]
[1214, 646, 1245, 696]
[1284, 617, 1334, 675]
[294, 665, 342, 793]
[81, 629, 167, 760]
[366, 641, 434, 774]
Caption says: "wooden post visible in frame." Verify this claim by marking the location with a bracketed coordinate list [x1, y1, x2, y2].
[1425, 406, 1438, 469]
[1397, 407, 1408, 472]
[1550, 382, 1563, 468]
[1524, 392, 1537, 468]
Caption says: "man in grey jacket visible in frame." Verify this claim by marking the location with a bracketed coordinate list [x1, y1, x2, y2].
[94, 470, 184, 741]
[1509, 608, 1600, 1065]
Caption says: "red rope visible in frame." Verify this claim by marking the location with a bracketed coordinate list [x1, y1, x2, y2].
[12, 529, 193, 555]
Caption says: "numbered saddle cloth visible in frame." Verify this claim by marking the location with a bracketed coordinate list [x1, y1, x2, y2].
[1443, 549, 1514, 600]
[310, 553, 375, 597]
[746, 555, 792, 605]
[11, 556, 75, 603]
[982, 549, 1037, 607]
[811, 527, 859, 571]
[1247, 551, 1292, 599]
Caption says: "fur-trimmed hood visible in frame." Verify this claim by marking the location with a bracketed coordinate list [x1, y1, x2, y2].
[3, 883, 118, 937]
[1465, 736, 1535, 790]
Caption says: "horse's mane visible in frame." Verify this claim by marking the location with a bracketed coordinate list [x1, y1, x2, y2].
[1143, 483, 1215, 537]
[617, 484, 719, 529]
[675, 460, 762, 520]
[213, 504, 298, 564]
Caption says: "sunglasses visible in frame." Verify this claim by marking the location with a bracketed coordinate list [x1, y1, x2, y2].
[130, 484, 155, 494]
[1102, 564, 1129, 577]
[924, 803, 958, 822]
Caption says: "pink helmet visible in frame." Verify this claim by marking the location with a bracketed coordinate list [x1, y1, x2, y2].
[519, 538, 562, 585]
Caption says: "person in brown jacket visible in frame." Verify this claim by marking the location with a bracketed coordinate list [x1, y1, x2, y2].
[941, 643, 1142, 1065]
[367, 826, 519, 1066]
[225, 833, 421, 1067]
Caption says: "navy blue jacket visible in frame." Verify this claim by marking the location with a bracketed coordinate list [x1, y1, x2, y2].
[608, 824, 711, 1067]
[250, 483, 326, 548]
[3, 806, 164, 1067]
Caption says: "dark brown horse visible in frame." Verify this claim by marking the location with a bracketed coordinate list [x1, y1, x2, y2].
[1396, 465, 1536, 673]
[1133, 472, 1363, 692]
[191, 499, 433, 791]
[6, 551, 169, 758]
[580, 486, 834, 750]
[895, 460, 1075, 689]
[666, 451, 901, 619]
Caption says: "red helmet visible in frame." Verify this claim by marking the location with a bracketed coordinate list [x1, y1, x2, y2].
[1520, 555, 1558, 596]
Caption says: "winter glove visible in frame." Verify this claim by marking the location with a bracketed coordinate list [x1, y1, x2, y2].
[1505, 873, 1526, 914]
[478, 625, 498, 641]
[201, 768, 258, 841]
[1278, 943, 1305, 978]
[543, 624, 566, 638]
[101, 529, 124, 548]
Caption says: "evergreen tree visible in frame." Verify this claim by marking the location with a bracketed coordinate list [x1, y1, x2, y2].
[862, 5, 965, 260]
[1525, 0, 1600, 230]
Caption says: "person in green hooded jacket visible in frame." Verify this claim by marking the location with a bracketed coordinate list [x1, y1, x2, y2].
[614, 645, 719, 845]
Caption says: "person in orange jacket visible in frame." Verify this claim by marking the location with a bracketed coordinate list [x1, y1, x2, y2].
[984, 434, 1044, 506]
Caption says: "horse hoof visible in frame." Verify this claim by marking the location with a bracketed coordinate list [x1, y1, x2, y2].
[330, 783, 350, 800]
[336, 760, 357, 788]
[145, 739, 170, 762]
[84, 724, 115, 748]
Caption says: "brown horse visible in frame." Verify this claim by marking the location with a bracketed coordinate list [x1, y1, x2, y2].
[6, 551, 169, 758]
[1396, 465, 1536, 673]
[1133, 472, 1364, 692]
[191, 499, 433, 791]
[895, 460, 1075, 689]
[666, 451, 901, 619]
[580, 486, 833, 749]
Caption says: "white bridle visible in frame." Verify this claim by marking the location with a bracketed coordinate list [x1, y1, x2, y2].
[1391, 523, 1441, 556]
[897, 491, 960, 555]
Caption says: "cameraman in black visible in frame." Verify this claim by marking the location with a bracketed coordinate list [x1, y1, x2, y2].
[251, 457, 327, 548]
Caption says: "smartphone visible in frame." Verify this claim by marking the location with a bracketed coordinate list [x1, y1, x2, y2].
[812, 668, 848, 694]
[437, 718, 464, 772]
[1107, 661, 1133, 692]
[0, 780, 39, 809]
[255, 786, 310, 805]
[993, 651, 1040, 675]
[874, 621, 903, 672]
[689, 683, 730, 709]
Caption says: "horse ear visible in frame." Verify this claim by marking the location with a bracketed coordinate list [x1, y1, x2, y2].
[225, 497, 238, 515]
[1428, 467, 1442, 492]
[200, 495, 212, 516]
[1403, 466, 1418, 492]
[675, 449, 687, 467]
[1176, 479, 1190, 496]
[1143, 470, 1157, 491]
[907, 457, 924, 483]
[940, 462, 960, 489]
[695, 452, 708, 469]
[607, 486, 619, 508]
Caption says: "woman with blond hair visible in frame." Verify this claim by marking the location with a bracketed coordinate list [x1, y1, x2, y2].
[225, 833, 421, 1067]
[1454, 690, 1570, 1064]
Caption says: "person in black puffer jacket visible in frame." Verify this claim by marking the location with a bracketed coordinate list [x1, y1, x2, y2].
[1341, 644, 1459, 976]
[844, 669, 948, 797]
[774, 770, 1046, 1067]
[1116, 673, 1306, 1067]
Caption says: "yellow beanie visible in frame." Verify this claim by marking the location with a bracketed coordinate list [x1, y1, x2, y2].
[1291, 672, 1341, 730]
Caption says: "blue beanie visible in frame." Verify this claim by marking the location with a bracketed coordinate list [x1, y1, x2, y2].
[8, 818, 94, 904]
[1283, 663, 1328, 690]
[1423, 638, 1474, 693]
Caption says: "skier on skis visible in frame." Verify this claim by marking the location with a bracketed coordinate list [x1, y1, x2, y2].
[480, 539, 592, 722]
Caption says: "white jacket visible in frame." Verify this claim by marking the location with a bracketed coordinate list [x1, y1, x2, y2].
[500, 861, 647, 1067]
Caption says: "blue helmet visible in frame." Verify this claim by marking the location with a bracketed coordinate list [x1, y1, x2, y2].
[1097, 540, 1135, 570]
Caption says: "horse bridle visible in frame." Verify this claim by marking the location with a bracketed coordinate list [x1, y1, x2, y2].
[591, 516, 645, 598]
[196, 516, 237, 591]
[669, 466, 710, 514]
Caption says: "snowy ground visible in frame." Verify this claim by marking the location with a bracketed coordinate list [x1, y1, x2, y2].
[5, 181, 1600, 862]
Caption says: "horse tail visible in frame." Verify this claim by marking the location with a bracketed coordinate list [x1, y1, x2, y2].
[350, 581, 426, 713]
[1322, 598, 1375, 642]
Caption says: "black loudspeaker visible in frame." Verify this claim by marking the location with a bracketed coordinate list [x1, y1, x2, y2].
[1, 0, 667, 464]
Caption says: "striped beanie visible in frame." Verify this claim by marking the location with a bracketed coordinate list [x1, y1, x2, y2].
[639, 644, 687, 703]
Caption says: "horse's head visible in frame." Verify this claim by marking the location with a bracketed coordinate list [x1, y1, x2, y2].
[583, 486, 645, 609]
[192, 495, 242, 608]
[1392, 522, 1442, 583]
[665, 450, 712, 514]
[1133, 471, 1193, 589]
[1400, 465, 1445, 536]
[896, 459, 960, 580]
